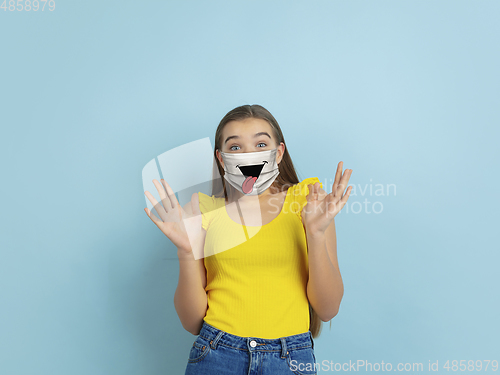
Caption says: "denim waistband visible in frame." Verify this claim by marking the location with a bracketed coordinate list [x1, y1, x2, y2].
[198, 321, 314, 354]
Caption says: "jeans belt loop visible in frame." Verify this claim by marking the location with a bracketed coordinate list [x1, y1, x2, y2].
[210, 330, 224, 350]
[280, 337, 288, 358]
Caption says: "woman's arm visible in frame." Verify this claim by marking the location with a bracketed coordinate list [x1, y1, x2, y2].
[305, 219, 344, 322]
[174, 247, 208, 335]
[173, 202, 208, 335]
[303, 166, 351, 321]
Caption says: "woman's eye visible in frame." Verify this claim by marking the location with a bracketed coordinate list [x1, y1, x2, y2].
[229, 143, 266, 151]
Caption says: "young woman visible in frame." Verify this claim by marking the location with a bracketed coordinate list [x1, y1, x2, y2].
[144, 104, 352, 374]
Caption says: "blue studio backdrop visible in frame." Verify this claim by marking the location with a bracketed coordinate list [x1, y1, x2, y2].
[1, 1, 499, 374]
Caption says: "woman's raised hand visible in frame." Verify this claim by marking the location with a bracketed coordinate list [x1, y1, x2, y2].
[302, 161, 353, 236]
[143, 179, 204, 255]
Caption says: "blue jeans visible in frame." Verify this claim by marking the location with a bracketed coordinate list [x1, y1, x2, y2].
[184, 321, 317, 375]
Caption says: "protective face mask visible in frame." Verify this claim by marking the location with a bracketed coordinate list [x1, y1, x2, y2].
[219, 148, 280, 195]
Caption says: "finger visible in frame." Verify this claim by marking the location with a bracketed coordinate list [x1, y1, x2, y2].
[331, 162, 343, 196]
[153, 179, 172, 212]
[334, 166, 351, 196]
[338, 186, 353, 207]
[334, 169, 352, 197]
[144, 191, 168, 222]
[144, 207, 162, 226]
[160, 179, 181, 210]
[308, 183, 318, 201]
[343, 185, 353, 199]
[306, 184, 312, 202]
[314, 182, 320, 201]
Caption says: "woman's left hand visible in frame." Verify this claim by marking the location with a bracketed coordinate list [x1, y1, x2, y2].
[302, 161, 353, 236]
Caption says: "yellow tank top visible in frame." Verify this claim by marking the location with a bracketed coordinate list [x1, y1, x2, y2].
[197, 177, 322, 339]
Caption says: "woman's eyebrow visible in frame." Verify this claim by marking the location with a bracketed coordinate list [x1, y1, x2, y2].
[224, 132, 271, 144]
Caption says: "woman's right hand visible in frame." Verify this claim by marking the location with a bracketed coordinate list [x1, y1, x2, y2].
[143, 179, 204, 256]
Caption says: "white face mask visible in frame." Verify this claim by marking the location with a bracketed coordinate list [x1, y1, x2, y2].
[219, 148, 280, 195]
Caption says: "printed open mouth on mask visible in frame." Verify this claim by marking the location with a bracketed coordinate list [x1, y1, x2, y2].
[220, 148, 280, 195]
[238, 161, 268, 194]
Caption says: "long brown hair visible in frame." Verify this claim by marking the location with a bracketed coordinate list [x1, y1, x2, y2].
[209, 104, 332, 338]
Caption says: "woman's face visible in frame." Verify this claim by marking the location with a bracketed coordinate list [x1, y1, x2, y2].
[216, 118, 285, 170]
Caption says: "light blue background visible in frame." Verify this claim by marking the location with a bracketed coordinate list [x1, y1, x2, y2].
[1, 1, 499, 374]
